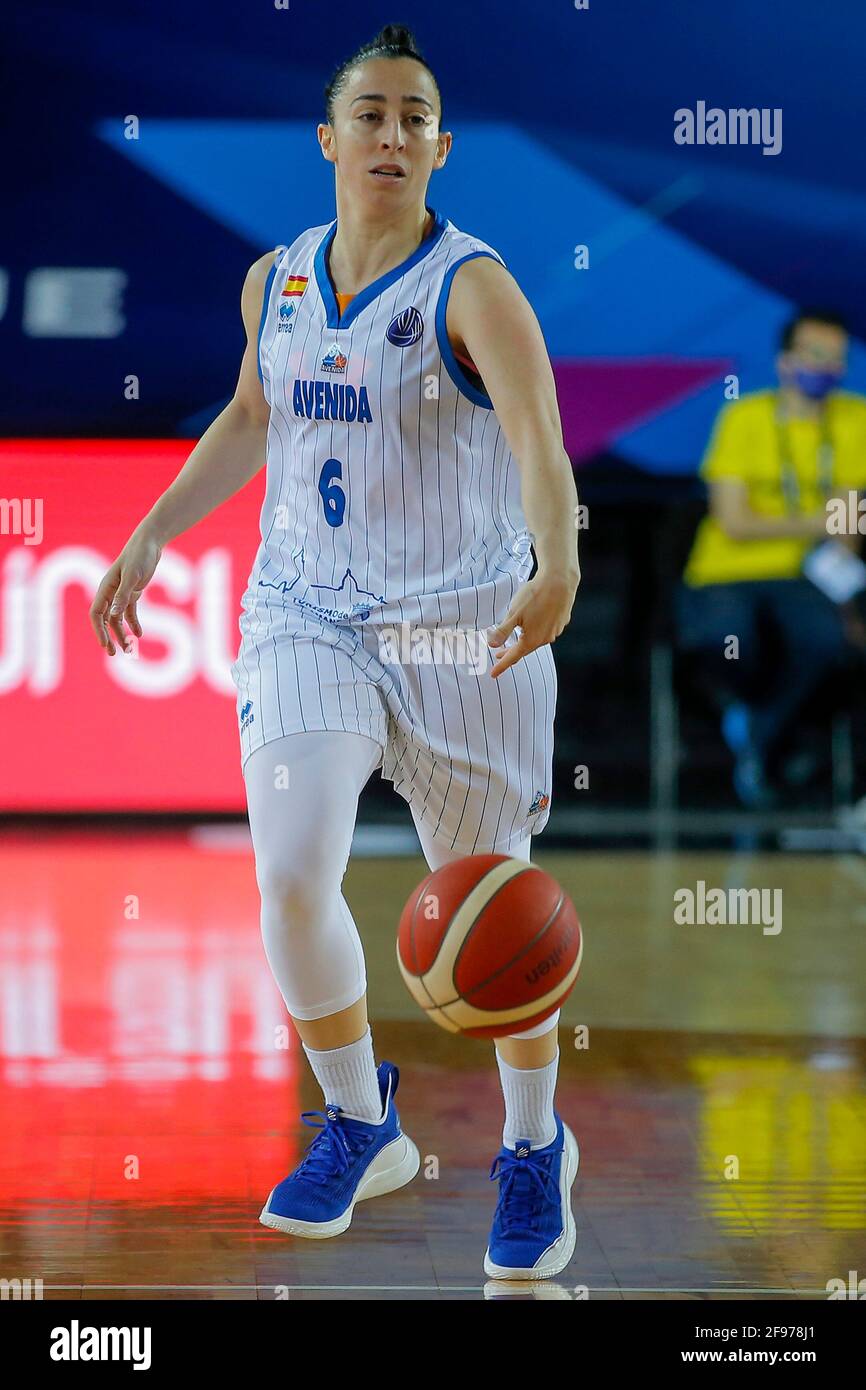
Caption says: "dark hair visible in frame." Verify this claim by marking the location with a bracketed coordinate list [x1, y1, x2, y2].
[779, 308, 848, 351]
[324, 23, 442, 126]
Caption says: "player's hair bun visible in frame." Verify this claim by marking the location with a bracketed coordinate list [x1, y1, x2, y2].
[325, 23, 441, 125]
[373, 23, 423, 56]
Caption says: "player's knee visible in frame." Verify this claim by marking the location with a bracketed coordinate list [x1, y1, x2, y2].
[256, 859, 334, 932]
[504, 1009, 560, 1040]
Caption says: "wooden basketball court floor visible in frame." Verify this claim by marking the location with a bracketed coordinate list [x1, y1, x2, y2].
[1, 827, 864, 1301]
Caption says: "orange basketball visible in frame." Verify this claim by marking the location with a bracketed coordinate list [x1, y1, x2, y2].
[396, 855, 582, 1037]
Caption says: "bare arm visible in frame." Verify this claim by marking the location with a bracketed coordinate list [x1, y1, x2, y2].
[710, 478, 830, 541]
[141, 253, 273, 545]
[89, 252, 274, 655]
[447, 256, 579, 676]
[448, 256, 579, 584]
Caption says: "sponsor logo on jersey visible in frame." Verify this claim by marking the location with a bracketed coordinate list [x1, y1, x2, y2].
[292, 379, 374, 423]
[278, 301, 296, 333]
[240, 699, 255, 732]
[259, 553, 384, 622]
[281, 275, 308, 298]
[386, 306, 424, 347]
[292, 594, 372, 622]
[527, 789, 550, 815]
[321, 344, 348, 374]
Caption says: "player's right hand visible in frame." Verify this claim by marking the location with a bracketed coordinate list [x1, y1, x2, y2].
[89, 528, 163, 656]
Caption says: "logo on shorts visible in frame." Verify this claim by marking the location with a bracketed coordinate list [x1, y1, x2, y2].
[321, 344, 348, 374]
[386, 306, 424, 346]
[527, 789, 550, 816]
[240, 699, 255, 731]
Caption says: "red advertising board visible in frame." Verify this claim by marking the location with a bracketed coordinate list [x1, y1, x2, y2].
[0, 440, 262, 811]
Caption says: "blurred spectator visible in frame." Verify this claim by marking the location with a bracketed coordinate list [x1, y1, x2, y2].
[677, 309, 866, 806]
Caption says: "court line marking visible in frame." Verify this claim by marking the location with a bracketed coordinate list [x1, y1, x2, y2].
[27, 1284, 822, 1294]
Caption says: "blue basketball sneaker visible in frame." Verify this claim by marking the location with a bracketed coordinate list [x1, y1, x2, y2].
[484, 1113, 579, 1279]
[259, 1060, 420, 1238]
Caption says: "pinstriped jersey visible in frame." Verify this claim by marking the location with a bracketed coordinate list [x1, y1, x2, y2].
[242, 206, 535, 629]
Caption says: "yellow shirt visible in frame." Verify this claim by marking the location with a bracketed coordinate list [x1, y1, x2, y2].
[683, 389, 866, 586]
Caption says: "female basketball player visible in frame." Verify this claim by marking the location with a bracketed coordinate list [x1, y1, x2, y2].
[90, 25, 581, 1280]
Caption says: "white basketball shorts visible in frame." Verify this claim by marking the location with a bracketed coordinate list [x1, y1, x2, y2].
[230, 601, 557, 857]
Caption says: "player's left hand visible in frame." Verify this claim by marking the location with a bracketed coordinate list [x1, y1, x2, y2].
[485, 568, 580, 678]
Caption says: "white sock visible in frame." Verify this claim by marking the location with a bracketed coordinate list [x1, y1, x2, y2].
[495, 1048, 559, 1150]
[302, 1026, 383, 1124]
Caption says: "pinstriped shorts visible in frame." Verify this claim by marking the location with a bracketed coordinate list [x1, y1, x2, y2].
[230, 599, 557, 857]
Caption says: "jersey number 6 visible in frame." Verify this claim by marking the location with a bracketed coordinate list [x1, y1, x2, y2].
[318, 458, 346, 528]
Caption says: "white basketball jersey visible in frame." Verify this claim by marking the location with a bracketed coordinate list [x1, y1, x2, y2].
[243, 207, 535, 629]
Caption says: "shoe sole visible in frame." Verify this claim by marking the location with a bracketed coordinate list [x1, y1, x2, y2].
[259, 1131, 420, 1239]
[482, 1123, 580, 1280]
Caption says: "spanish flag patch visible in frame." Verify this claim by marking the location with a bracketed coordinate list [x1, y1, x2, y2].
[281, 275, 309, 297]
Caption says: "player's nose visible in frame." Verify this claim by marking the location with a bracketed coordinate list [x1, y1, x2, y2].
[379, 119, 407, 150]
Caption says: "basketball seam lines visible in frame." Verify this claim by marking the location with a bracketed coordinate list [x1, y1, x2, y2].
[453, 881, 565, 996]
[440, 893, 567, 1007]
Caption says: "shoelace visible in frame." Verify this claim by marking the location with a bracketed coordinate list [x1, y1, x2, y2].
[294, 1107, 374, 1185]
[488, 1143, 562, 1234]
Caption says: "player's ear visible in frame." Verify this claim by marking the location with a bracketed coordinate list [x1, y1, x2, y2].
[318, 123, 337, 164]
[431, 131, 452, 169]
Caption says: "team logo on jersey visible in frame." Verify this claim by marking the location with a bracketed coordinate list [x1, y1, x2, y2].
[321, 344, 348, 374]
[527, 789, 550, 816]
[281, 275, 308, 298]
[278, 301, 296, 333]
[386, 306, 424, 347]
[240, 699, 255, 732]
